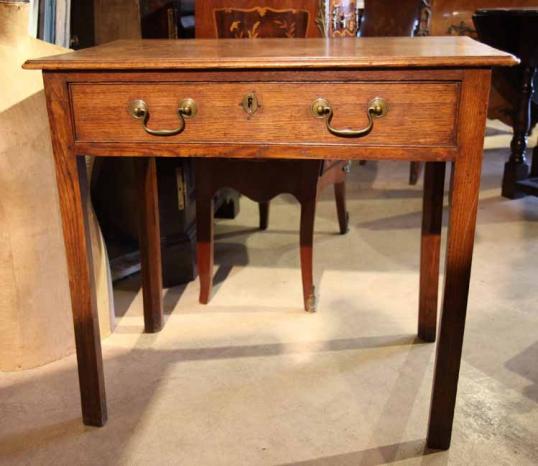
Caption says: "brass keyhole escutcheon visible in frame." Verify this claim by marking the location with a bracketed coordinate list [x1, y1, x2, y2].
[241, 92, 260, 116]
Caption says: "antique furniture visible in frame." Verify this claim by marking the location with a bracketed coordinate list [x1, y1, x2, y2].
[25, 37, 516, 450]
[358, 0, 424, 184]
[195, 0, 349, 311]
[74, 0, 201, 286]
[195, 158, 348, 311]
[474, 8, 538, 198]
[421, 0, 538, 37]
[417, 1, 538, 154]
[196, 0, 325, 38]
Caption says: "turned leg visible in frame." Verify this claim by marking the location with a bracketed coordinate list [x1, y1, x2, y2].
[427, 70, 490, 450]
[418, 162, 446, 342]
[409, 162, 423, 185]
[531, 142, 538, 177]
[300, 198, 316, 312]
[334, 181, 349, 234]
[502, 66, 536, 198]
[135, 157, 164, 333]
[196, 195, 214, 304]
[259, 201, 270, 230]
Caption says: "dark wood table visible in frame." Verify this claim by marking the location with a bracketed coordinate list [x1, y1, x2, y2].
[24, 37, 516, 450]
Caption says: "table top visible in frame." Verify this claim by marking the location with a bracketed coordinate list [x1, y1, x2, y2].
[23, 37, 517, 71]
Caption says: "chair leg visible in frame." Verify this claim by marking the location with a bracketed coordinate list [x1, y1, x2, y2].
[196, 196, 214, 304]
[300, 198, 316, 312]
[409, 162, 423, 185]
[259, 201, 270, 230]
[334, 181, 349, 234]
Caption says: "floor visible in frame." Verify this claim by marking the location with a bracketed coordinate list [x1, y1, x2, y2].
[1, 146, 537, 465]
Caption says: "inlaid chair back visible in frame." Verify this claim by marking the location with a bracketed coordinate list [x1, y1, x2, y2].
[195, 0, 324, 39]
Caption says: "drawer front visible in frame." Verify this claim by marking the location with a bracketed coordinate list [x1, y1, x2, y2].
[71, 82, 459, 146]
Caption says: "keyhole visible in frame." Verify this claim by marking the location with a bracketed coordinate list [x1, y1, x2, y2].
[242, 93, 259, 116]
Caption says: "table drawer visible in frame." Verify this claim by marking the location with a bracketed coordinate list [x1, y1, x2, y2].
[70, 82, 459, 146]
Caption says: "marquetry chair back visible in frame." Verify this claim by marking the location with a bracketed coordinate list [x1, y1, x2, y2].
[195, 0, 324, 39]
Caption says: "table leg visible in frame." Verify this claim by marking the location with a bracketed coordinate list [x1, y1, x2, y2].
[501, 66, 536, 199]
[136, 157, 164, 333]
[196, 196, 214, 304]
[427, 69, 490, 449]
[418, 162, 445, 342]
[44, 75, 107, 426]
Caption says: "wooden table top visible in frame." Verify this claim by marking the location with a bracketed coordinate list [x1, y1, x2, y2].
[24, 37, 517, 71]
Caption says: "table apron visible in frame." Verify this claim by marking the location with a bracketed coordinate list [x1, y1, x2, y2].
[72, 141, 458, 161]
[58, 69, 467, 161]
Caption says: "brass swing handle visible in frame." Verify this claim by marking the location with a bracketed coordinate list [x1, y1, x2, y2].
[128, 98, 197, 136]
[311, 97, 388, 138]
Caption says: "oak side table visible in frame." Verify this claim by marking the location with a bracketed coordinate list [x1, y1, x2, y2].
[24, 37, 516, 450]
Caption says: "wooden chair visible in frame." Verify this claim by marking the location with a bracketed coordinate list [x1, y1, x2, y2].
[195, 0, 348, 312]
[358, 0, 424, 185]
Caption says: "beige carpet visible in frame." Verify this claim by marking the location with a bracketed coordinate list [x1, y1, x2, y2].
[0, 146, 537, 465]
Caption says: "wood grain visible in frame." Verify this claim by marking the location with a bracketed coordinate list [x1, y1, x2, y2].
[194, 160, 214, 305]
[43, 73, 107, 426]
[192, 7, 347, 314]
[48, 69, 467, 83]
[195, 0, 323, 39]
[73, 141, 458, 161]
[427, 69, 492, 450]
[135, 157, 164, 333]
[33, 38, 513, 445]
[23, 37, 518, 71]
[70, 81, 459, 146]
[418, 161, 446, 342]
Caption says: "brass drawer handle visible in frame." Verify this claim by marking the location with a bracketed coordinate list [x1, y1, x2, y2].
[311, 97, 388, 138]
[128, 98, 197, 136]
